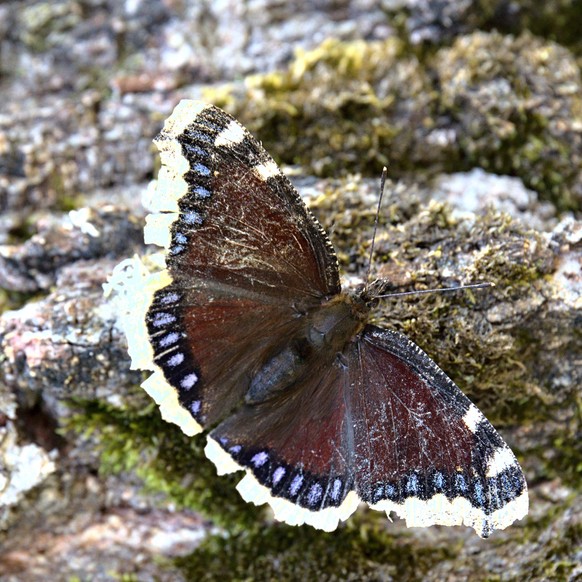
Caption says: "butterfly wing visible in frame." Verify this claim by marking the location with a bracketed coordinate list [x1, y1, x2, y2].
[205, 324, 527, 537]
[108, 100, 528, 536]
[136, 101, 340, 433]
[205, 355, 360, 532]
[147, 101, 339, 297]
[348, 326, 528, 537]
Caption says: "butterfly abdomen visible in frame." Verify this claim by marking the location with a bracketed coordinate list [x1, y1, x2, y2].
[246, 294, 368, 405]
[246, 344, 305, 404]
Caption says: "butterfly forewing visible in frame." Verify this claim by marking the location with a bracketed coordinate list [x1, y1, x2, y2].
[145, 101, 340, 429]
[153, 101, 339, 298]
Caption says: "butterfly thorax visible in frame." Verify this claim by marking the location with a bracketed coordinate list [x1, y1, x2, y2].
[245, 293, 369, 405]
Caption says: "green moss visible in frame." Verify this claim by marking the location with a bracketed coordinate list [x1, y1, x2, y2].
[66, 398, 260, 531]
[530, 401, 582, 487]
[175, 521, 457, 581]
[52, 172, 87, 210]
[56, 194, 82, 212]
[204, 38, 436, 178]
[0, 289, 44, 314]
[18, 1, 81, 52]
[518, 498, 581, 580]
[313, 191, 561, 431]
[203, 33, 581, 211]
[434, 32, 582, 211]
[484, 0, 582, 54]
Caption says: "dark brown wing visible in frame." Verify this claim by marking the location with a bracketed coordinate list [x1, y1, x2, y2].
[205, 324, 528, 536]
[149, 100, 339, 298]
[144, 101, 340, 430]
[348, 326, 528, 537]
[206, 352, 359, 531]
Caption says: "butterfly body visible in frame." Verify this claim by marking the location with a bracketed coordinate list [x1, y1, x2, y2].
[109, 100, 528, 536]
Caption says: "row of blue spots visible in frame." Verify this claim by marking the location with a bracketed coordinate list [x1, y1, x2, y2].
[182, 142, 209, 159]
[217, 441, 350, 508]
[149, 290, 200, 412]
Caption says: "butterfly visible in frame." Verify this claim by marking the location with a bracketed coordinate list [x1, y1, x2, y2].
[108, 100, 528, 537]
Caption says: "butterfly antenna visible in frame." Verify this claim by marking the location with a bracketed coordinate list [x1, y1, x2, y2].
[375, 281, 494, 299]
[364, 167, 388, 293]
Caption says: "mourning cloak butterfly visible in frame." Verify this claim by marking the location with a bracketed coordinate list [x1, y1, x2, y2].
[108, 100, 528, 537]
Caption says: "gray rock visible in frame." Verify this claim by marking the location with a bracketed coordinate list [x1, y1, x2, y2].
[433, 169, 558, 231]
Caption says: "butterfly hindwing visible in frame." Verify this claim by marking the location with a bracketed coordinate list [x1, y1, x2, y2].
[205, 353, 360, 532]
[349, 326, 528, 537]
[203, 325, 527, 537]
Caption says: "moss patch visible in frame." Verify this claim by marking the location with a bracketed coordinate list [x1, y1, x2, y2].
[0, 289, 45, 315]
[18, 1, 82, 53]
[66, 398, 260, 531]
[175, 521, 457, 581]
[484, 0, 582, 54]
[435, 31, 582, 211]
[519, 502, 582, 580]
[206, 38, 438, 177]
[205, 33, 582, 211]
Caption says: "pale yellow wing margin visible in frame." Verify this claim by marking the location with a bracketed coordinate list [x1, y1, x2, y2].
[102, 102, 211, 437]
[104, 255, 202, 437]
[204, 437, 360, 533]
[143, 101, 210, 248]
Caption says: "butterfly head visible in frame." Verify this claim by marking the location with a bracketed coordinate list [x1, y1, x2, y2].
[356, 278, 392, 306]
